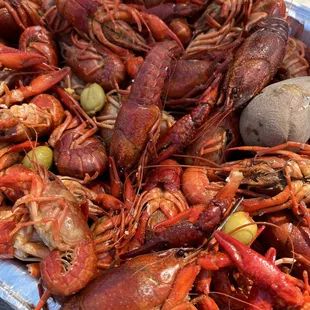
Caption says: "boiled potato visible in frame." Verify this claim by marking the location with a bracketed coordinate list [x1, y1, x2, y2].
[22, 146, 53, 170]
[239, 77, 310, 146]
[222, 211, 257, 245]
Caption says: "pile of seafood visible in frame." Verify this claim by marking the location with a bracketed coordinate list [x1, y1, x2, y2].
[1, 0, 310, 309]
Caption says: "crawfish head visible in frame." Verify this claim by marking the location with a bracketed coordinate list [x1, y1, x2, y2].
[224, 17, 289, 110]
[63, 248, 191, 310]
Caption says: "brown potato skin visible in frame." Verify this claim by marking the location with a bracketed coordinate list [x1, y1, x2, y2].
[239, 77, 310, 147]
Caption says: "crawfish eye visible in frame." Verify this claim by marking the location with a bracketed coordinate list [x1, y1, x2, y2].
[231, 87, 239, 100]
[176, 249, 185, 257]
[48, 175, 56, 181]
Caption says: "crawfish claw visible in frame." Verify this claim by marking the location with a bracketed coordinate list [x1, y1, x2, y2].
[0, 46, 46, 69]
[214, 231, 304, 307]
[122, 221, 204, 259]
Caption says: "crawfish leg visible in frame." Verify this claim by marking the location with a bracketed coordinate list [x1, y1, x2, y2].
[162, 264, 201, 310]
[40, 237, 97, 296]
[154, 74, 222, 165]
[0, 67, 70, 107]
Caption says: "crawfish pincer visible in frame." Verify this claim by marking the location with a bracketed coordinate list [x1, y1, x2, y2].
[110, 40, 183, 171]
[214, 230, 305, 307]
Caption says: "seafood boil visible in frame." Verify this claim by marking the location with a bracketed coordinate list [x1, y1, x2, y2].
[0, 0, 310, 309]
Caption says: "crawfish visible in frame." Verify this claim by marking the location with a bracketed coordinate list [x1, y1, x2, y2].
[262, 210, 310, 279]
[162, 59, 214, 99]
[214, 230, 305, 307]
[110, 40, 183, 172]
[63, 228, 309, 309]
[97, 90, 175, 148]
[224, 16, 289, 109]
[184, 125, 228, 164]
[0, 67, 70, 107]
[193, 0, 248, 34]
[278, 36, 309, 79]
[0, 45, 47, 70]
[19, 25, 59, 68]
[200, 16, 289, 141]
[153, 65, 226, 164]
[144, 3, 202, 22]
[102, 19, 150, 52]
[243, 1, 287, 33]
[41, 0, 72, 36]
[122, 169, 243, 257]
[185, 22, 242, 58]
[128, 159, 188, 251]
[60, 178, 126, 216]
[62, 248, 207, 310]
[59, 32, 126, 91]
[0, 165, 97, 296]
[55, 0, 182, 57]
[0, 0, 44, 40]
[0, 93, 64, 143]
[225, 143, 310, 217]
[48, 87, 109, 180]
[0, 141, 38, 171]
[0, 205, 50, 260]
[181, 166, 225, 206]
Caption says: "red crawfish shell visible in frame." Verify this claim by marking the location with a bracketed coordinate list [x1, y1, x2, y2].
[54, 132, 108, 179]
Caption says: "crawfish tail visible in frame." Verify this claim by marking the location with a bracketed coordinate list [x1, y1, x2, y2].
[19, 26, 59, 67]
[121, 221, 205, 259]
[110, 41, 183, 171]
[246, 248, 276, 310]
[60, 33, 126, 90]
[40, 237, 97, 296]
[127, 40, 183, 105]
[225, 16, 288, 109]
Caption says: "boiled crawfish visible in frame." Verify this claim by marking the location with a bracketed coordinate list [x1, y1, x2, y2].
[55, 0, 182, 57]
[0, 0, 43, 40]
[262, 210, 310, 279]
[128, 159, 189, 251]
[48, 88, 109, 180]
[0, 205, 50, 260]
[110, 40, 183, 172]
[0, 67, 70, 107]
[19, 25, 59, 68]
[62, 230, 310, 309]
[223, 16, 289, 109]
[59, 32, 126, 91]
[0, 93, 64, 143]
[0, 165, 97, 296]
[62, 249, 202, 310]
[122, 169, 243, 257]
